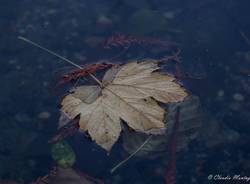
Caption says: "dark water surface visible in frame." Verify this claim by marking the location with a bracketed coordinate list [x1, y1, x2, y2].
[0, 0, 250, 183]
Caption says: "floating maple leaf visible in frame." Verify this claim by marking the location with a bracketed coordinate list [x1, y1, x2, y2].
[61, 61, 188, 151]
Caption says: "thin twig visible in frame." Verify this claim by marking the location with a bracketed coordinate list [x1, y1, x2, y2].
[18, 36, 102, 86]
[239, 30, 250, 47]
[165, 106, 180, 184]
[110, 135, 153, 174]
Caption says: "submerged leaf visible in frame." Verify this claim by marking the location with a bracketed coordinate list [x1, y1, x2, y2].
[61, 61, 188, 151]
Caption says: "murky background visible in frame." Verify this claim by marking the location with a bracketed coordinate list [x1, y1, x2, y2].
[0, 0, 250, 183]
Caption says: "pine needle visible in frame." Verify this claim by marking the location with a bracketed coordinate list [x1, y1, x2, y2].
[110, 135, 153, 174]
[18, 36, 102, 86]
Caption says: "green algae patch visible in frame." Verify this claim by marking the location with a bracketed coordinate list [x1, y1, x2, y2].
[51, 141, 76, 168]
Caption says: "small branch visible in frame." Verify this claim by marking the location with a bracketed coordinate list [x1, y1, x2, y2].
[48, 118, 79, 144]
[159, 48, 181, 63]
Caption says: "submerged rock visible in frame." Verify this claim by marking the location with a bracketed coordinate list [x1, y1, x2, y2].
[97, 15, 113, 25]
[38, 111, 51, 119]
[122, 95, 202, 158]
[128, 9, 168, 35]
[123, 0, 151, 9]
[48, 167, 95, 184]
[83, 36, 104, 48]
[32, 167, 97, 184]
[233, 93, 244, 101]
[122, 95, 239, 159]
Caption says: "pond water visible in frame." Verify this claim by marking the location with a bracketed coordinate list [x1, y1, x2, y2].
[0, 0, 249, 183]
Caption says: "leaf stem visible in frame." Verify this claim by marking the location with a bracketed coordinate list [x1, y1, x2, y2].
[18, 36, 102, 86]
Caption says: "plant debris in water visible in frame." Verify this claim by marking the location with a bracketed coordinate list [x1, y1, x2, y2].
[51, 141, 76, 168]
[61, 60, 188, 151]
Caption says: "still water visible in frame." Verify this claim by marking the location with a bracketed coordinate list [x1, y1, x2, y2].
[0, 0, 249, 183]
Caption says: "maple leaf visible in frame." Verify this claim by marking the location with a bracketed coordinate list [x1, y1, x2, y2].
[61, 61, 188, 151]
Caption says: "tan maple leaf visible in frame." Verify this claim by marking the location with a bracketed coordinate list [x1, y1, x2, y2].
[61, 61, 188, 151]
